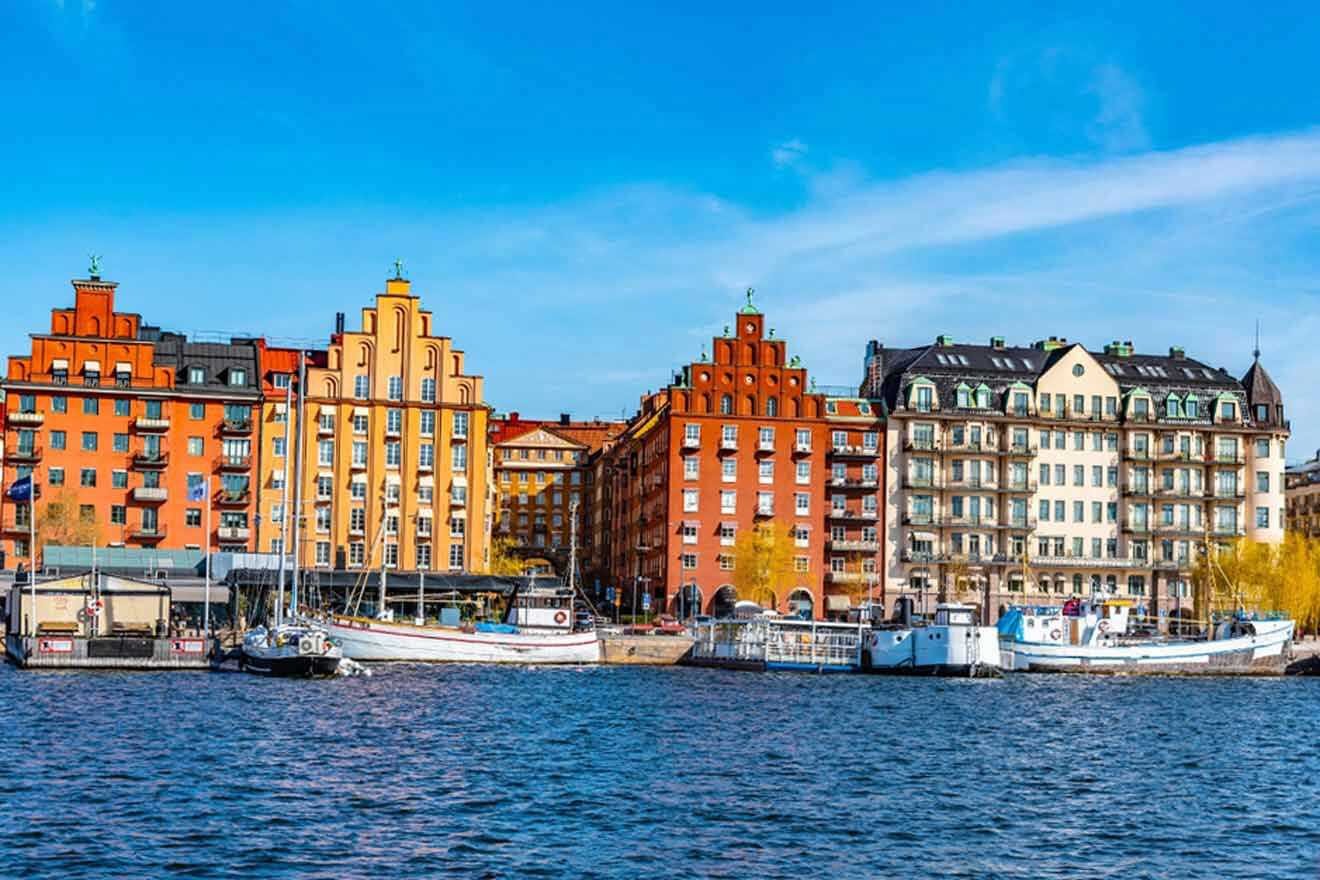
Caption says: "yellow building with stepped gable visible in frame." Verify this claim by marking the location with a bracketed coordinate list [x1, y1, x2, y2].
[286, 272, 490, 573]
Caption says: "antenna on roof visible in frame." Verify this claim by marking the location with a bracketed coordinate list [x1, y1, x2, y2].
[1253, 319, 1261, 361]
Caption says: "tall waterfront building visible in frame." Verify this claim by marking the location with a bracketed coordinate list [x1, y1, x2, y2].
[1285, 450, 1320, 537]
[593, 292, 884, 620]
[489, 413, 624, 577]
[287, 271, 491, 573]
[2, 269, 261, 564]
[863, 335, 1288, 622]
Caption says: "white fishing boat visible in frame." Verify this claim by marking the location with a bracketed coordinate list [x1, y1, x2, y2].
[325, 583, 600, 664]
[865, 602, 1002, 677]
[240, 621, 345, 677]
[997, 598, 1294, 675]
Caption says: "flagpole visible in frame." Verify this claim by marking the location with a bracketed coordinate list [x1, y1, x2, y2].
[29, 488, 37, 638]
[204, 474, 212, 641]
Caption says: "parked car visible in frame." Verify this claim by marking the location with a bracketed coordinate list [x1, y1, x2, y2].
[652, 615, 685, 635]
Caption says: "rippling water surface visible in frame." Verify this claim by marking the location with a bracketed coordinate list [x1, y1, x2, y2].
[2, 663, 1317, 879]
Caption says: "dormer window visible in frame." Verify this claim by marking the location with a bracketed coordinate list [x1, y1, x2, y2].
[1220, 401, 1236, 421]
[228, 368, 247, 387]
[1255, 404, 1268, 422]
[115, 363, 132, 388]
[272, 373, 291, 389]
[188, 367, 205, 384]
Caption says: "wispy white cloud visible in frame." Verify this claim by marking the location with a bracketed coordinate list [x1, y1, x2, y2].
[770, 138, 809, 168]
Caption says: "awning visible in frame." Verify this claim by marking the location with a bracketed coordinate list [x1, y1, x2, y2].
[353, 406, 369, 416]
[452, 475, 468, 486]
[451, 509, 467, 519]
[114, 361, 132, 374]
[910, 531, 936, 541]
[317, 469, 334, 478]
[385, 474, 401, 485]
[418, 475, 434, 487]
[170, 585, 232, 604]
[319, 403, 337, 413]
[274, 402, 287, 414]
[720, 520, 738, 529]
[826, 595, 851, 611]
[350, 473, 367, 484]
[682, 519, 700, 527]
[50, 358, 69, 370]
[82, 360, 101, 373]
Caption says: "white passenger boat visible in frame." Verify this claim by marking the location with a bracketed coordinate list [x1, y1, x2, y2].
[864, 602, 1002, 677]
[325, 584, 600, 664]
[997, 599, 1293, 675]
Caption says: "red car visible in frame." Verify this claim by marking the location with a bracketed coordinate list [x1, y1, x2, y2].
[652, 615, 686, 635]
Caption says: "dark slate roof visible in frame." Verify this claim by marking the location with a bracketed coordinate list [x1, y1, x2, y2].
[867, 337, 1256, 415]
[143, 330, 262, 397]
[1241, 359, 1282, 407]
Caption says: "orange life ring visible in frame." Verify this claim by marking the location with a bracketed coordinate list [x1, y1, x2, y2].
[554, 610, 568, 625]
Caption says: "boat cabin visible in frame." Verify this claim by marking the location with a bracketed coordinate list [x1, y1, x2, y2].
[998, 599, 1135, 647]
[504, 586, 577, 632]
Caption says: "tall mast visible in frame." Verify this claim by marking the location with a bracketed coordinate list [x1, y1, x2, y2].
[289, 351, 307, 621]
[568, 499, 579, 594]
[379, 486, 388, 618]
[275, 376, 293, 626]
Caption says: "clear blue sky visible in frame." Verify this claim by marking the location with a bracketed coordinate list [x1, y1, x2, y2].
[4, 2, 1320, 455]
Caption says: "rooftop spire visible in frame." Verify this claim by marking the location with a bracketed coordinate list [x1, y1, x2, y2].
[1253, 318, 1261, 361]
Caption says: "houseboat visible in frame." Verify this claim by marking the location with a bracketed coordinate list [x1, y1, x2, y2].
[865, 602, 1002, 677]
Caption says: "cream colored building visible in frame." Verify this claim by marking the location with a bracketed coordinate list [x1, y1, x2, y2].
[283, 274, 491, 573]
[865, 335, 1287, 623]
[1285, 451, 1320, 537]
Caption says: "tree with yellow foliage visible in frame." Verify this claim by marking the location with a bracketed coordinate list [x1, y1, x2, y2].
[36, 489, 102, 553]
[732, 522, 800, 610]
[1190, 535, 1320, 635]
[484, 536, 528, 576]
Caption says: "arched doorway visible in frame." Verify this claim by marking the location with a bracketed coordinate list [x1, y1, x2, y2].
[787, 589, 814, 620]
[711, 585, 737, 619]
[672, 582, 703, 620]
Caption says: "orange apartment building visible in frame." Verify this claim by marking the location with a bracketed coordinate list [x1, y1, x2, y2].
[275, 272, 492, 573]
[594, 292, 884, 620]
[2, 270, 261, 563]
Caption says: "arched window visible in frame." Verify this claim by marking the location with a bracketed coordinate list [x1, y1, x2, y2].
[719, 394, 733, 414]
[699, 393, 711, 414]
[744, 394, 756, 416]
[743, 343, 756, 364]
[789, 397, 801, 418]
[766, 397, 778, 417]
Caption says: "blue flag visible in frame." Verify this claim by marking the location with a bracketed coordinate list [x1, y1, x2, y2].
[187, 480, 208, 502]
[6, 476, 33, 502]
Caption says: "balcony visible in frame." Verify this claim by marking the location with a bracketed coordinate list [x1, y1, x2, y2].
[794, 440, 812, 454]
[999, 444, 1038, 458]
[1032, 555, 1144, 569]
[1212, 525, 1246, 538]
[997, 479, 1038, 494]
[1154, 522, 1201, 536]
[216, 490, 251, 506]
[757, 438, 776, 453]
[418, 460, 434, 473]
[215, 455, 252, 472]
[131, 525, 167, 542]
[1156, 449, 1198, 462]
[825, 571, 877, 584]
[1122, 483, 1156, 497]
[1122, 449, 1154, 462]
[902, 437, 940, 452]
[1208, 486, 1246, 500]
[2, 518, 32, 535]
[217, 526, 251, 541]
[901, 475, 944, 490]
[132, 487, 168, 503]
[680, 433, 701, 449]
[1122, 521, 1153, 534]
[1209, 454, 1246, 466]
[134, 417, 171, 432]
[6, 446, 42, 464]
[219, 418, 253, 436]
[7, 411, 44, 426]
[349, 458, 368, 471]
[132, 450, 169, 469]
[832, 445, 879, 459]
[720, 437, 738, 451]
[829, 508, 879, 521]
[828, 540, 880, 552]
[829, 477, 880, 490]
[1155, 485, 1201, 500]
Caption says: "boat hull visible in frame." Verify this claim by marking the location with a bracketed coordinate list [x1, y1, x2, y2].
[326, 617, 601, 664]
[241, 652, 343, 678]
[864, 625, 1003, 677]
[1001, 619, 1293, 675]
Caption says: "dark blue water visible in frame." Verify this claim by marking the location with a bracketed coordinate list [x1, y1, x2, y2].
[2, 664, 1317, 880]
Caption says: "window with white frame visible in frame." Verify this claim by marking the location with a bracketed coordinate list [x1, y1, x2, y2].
[862, 431, 878, 451]
[759, 460, 774, 483]
[452, 444, 468, 471]
[720, 524, 736, 545]
[796, 461, 810, 484]
[684, 457, 699, 480]
[419, 443, 434, 469]
[315, 541, 331, 566]
[386, 409, 403, 435]
[795, 493, 810, 515]
[681, 553, 697, 570]
[317, 475, 333, 499]
[384, 543, 399, 568]
[684, 423, 700, 445]
[420, 378, 436, 403]
[353, 414, 369, 434]
[387, 376, 403, 401]
[385, 441, 401, 468]
[420, 411, 435, 436]
[722, 425, 738, 447]
[721, 490, 736, 513]
[448, 542, 464, 569]
[683, 489, 699, 512]
[353, 375, 369, 399]
[682, 523, 698, 544]
[417, 544, 432, 569]
[453, 411, 469, 438]
[318, 439, 334, 466]
[757, 492, 774, 515]
[794, 556, 810, 572]
[795, 428, 811, 450]
[315, 507, 331, 532]
[349, 543, 365, 566]
[719, 554, 734, 571]
[722, 459, 736, 482]
[759, 426, 775, 449]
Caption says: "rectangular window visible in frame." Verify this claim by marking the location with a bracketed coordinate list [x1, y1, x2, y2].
[795, 428, 811, 451]
[352, 442, 368, 467]
[111, 470, 128, 489]
[721, 458, 736, 482]
[449, 543, 465, 570]
[47, 431, 66, 451]
[453, 411, 469, 439]
[51, 396, 66, 413]
[82, 431, 98, 452]
[354, 375, 369, 399]
[685, 423, 701, 445]
[1256, 507, 1269, 528]
[683, 489, 699, 512]
[759, 460, 774, 484]
[796, 461, 810, 484]
[682, 523, 698, 545]
[681, 553, 697, 570]
[110, 505, 126, 525]
[722, 425, 738, 447]
[720, 524, 736, 546]
[385, 441, 401, 467]
[1256, 471, 1269, 492]
[83, 397, 99, 416]
[420, 443, 434, 469]
[759, 426, 775, 450]
[452, 444, 468, 471]
[80, 468, 96, 488]
[190, 403, 205, 420]
[318, 439, 334, 466]
[720, 554, 734, 571]
[420, 411, 435, 436]
[387, 376, 403, 401]
[721, 490, 736, 513]
[685, 457, 699, 480]
[795, 493, 810, 515]
[420, 378, 436, 403]
[757, 492, 774, 515]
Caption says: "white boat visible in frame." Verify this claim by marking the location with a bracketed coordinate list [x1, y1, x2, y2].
[241, 621, 345, 677]
[864, 602, 1002, 677]
[998, 598, 1294, 675]
[325, 584, 600, 664]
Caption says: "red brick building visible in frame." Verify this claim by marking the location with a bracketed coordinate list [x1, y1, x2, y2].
[594, 292, 884, 620]
[2, 269, 262, 563]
